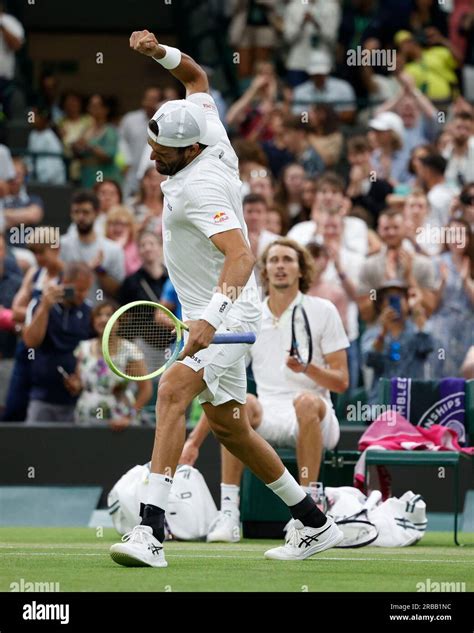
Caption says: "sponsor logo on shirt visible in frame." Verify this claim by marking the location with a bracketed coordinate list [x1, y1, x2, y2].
[213, 211, 229, 224]
[203, 102, 217, 111]
[166, 201, 173, 212]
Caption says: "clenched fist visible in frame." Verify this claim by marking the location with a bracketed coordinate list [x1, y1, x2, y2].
[129, 30, 162, 58]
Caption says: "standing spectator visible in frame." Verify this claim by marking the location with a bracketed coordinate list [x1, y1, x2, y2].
[418, 152, 457, 228]
[361, 280, 434, 403]
[226, 64, 277, 142]
[72, 94, 121, 188]
[119, 86, 162, 198]
[274, 163, 308, 230]
[429, 216, 474, 377]
[58, 92, 92, 183]
[22, 262, 94, 423]
[282, 0, 341, 87]
[292, 50, 356, 124]
[369, 111, 410, 186]
[61, 190, 125, 302]
[3, 157, 44, 237]
[242, 193, 278, 259]
[357, 208, 437, 323]
[281, 116, 325, 178]
[442, 112, 474, 189]
[346, 135, 393, 224]
[308, 104, 343, 168]
[68, 301, 153, 429]
[228, 0, 281, 79]
[27, 107, 66, 184]
[105, 205, 141, 276]
[118, 230, 167, 305]
[0, 232, 22, 410]
[0, 1, 24, 119]
[128, 167, 165, 236]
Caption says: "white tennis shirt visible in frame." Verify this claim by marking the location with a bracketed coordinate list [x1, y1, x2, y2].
[250, 292, 349, 406]
[160, 93, 261, 324]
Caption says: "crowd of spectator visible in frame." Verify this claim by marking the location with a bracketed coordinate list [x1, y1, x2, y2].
[1, 0, 474, 429]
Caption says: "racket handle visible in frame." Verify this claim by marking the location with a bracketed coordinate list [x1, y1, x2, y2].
[212, 332, 256, 344]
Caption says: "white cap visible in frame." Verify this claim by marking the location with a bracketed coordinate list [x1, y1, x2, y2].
[307, 50, 332, 75]
[148, 99, 216, 148]
[369, 111, 405, 140]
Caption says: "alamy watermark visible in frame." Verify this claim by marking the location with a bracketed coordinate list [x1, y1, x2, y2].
[346, 402, 397, 422]
[416, 224, 466, 248]
[9, 224, 60, 248]
[347, 46, 396, 72]
[10, 578, 60, 592]
[416, 578, 466, 592]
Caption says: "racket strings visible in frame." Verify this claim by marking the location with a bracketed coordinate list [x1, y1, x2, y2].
[109, 305, 179, 379]
[292, 311, 311, 366]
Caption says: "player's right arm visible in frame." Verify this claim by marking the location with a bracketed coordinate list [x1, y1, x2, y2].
[129, 30, 209, 96]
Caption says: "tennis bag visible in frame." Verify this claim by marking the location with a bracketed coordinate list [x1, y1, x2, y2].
[326, 487, 427, 547]
[107, 463, 218, 540]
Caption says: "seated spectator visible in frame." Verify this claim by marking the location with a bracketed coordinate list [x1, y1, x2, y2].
[248, 169, 276, 210]
[105, 205, 141, 276]
[289, 172, 369, 257]
[394, 29, 459, 101]
[361, 279, 434, 403]
[281, 116, 325, 178]
[306, 241, 349, 332]
[260, 107, 295, 178]
[406, 142, 435, 190]
[357, 208, 437, 323]
[402, 190, 440, 256]
[119, 86, 162, 198]
[3, 157, 44, 239]
[66, 301, 153, 429]
[282, 0, 341, 87]
[3, 236, 63, 421]
[22, 262, 94, 423]
[301, 176, 317, 217]
[274, 162, 308, 229]
[27, 107, 66, 184]
[242, 193, 278, 259]
[308, 104, 343, 168]
[226, 62, 278, 141]
[181, 238, 349, 540]
[369, 111, 411, 186]
[265, 207, 283, 235]
[0, 1, 25, 119]
[58, 91, 92, 182]
[408, 0, 448, 37]
[37, 73, 63, 124]
[61, 190, 125, 303]
[292, 50, 356, 124]
[418, 152, 457, 228]
[119, 230, 167, 305]
[429, 216, 474, 378]
[442, 111, 474, 189]
[232, 139, 270, 188]
[127, 166, 165, 236]
[455, 2, 474, 101]
[93, 179, 123, 236]
[72, 94, 121, 188]
[0, 232, 22, 412]
[346, 135, 393, 225]
[457, 182, 474, 227]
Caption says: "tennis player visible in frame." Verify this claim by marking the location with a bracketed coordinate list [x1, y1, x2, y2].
[110, 30, 343, 567]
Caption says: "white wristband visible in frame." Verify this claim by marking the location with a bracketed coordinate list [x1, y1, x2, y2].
[153, 45, 182, 70]
[201, 293, 232, 330]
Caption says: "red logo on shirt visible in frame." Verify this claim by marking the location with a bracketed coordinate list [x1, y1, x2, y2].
[213, 211, 229, 224]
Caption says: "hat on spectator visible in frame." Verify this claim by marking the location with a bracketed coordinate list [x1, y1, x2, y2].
[369, 111, 405, 142]
[394, 30, 415, 47]
[307, 50, 332, 75]
[148, 99, 218, 148]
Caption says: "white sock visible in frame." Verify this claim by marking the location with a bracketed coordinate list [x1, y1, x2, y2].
[146, 473, 173, 512]
[221, 484, 239, 514]
[266, 469, 305, 507]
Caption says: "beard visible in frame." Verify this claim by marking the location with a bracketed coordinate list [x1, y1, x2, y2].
[155, 153, 189, 176]
[76, 223, 94, 235]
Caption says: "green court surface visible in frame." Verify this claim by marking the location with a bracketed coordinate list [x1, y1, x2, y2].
[1, 528, 473, 593]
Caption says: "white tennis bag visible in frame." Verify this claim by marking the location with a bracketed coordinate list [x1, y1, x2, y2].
[107, 463, 218, 540]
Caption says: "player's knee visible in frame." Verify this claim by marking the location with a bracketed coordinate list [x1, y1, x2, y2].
[294, 393, 324, 424]
[157, 379, 186, 413]
[246, 394, 262, 429]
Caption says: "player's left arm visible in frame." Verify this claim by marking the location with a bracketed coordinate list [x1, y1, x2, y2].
[129, 30, 209, 96]
[178, 229, 255, 360]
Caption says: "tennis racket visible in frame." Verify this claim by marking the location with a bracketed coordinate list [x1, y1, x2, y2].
[102, 300, 256, 381]
[290, 304, 312, 368]
[335, 491, 381, 548]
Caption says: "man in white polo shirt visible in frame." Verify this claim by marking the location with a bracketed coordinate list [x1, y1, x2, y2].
[110, 30, 344, 568]
[182, 238, 349, 542]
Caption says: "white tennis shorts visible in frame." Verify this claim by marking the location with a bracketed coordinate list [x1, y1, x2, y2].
[180, 317, 261, 407]
[256, 395, 340, 450]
